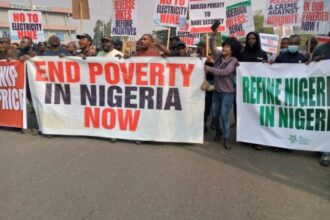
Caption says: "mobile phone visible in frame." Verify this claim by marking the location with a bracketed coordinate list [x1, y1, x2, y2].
[211, 20, 220, 32]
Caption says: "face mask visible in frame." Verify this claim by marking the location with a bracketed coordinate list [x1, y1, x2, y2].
[288, 45, 299, 53]
[280, 48, 287, 53]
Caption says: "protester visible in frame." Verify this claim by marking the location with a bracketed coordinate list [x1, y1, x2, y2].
[172, 41, 187, 57]
[114, 39, 123, 52]
[205, 30, 241, 150]
[37, 41, 47, 55]
[43, 35, 69, 56]
[275, 35, 307, 63]
[76, 33, 97, 57]
[97, 35, 123, 58]
[240, 32, 267, 62]
[312, 40, 330, 167]
[12, 42, 19, 49]
[133, 34, 170, 57]
[0, 37, 19, 60]
[303, 36, 318, 61]
[66, 41, 78, 56]
[197, 40, 214, 133]
[18, 36, 36, 60]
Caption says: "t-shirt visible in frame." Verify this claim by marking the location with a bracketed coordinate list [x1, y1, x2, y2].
[275, 51, 307, 63]
[313, 43, 330, 60]
[0, 48, 19, 60]
[43, 48, 70, 56]
[97, 49, 123, 58]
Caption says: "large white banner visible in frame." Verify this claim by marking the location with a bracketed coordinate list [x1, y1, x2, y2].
[27, 57, 205, 143]
[237, 61, 330, 152]
[8, 10, 44, 43]
[263, 0, 304, 27]
[111, 0, 138, 36]
[189, 0, 226, 33]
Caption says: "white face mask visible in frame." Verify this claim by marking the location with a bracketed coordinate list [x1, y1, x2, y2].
[288, 45, 299, 53]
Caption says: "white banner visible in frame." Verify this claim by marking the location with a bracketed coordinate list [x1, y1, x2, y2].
[300, 0, 330, 34]
[263, 0, 304, 27]
[189, 0, 226, 33]
[260, 33, 279, 54]
[226, 0, 255, 38]
[153, 0, 189, 27]
[111, 0, 138, 36]
[8, 10, 44, 43]
[27, 57, 205, 143]
[237, 61, 330, 152]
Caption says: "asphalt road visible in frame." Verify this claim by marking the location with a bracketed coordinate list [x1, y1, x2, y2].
[0, 115, 329, 220]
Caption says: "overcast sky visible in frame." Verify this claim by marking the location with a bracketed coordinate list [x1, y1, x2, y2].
[9, 0, 265, 37]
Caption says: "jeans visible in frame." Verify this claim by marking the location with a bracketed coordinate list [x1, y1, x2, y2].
[211, 91, 235, 139]
[321, 152, 330, 157]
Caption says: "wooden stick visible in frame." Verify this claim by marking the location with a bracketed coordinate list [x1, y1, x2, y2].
[307, 34, 312, 54]
[166, 27, 171, 49]
[276, 27, 283, 55]
[206, 33, 209, 57]
[79, 2, 83, 33]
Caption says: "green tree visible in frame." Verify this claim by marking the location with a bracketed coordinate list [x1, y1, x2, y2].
[253, 10, 273, 34]
[93, 19, 112, 48]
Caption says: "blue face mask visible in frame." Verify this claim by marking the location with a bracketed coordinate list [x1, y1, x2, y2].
[288, 45, 299, 53]
[280, 48, 287, 53]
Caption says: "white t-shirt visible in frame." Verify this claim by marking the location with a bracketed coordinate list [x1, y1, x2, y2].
[97, 49, 123, 58]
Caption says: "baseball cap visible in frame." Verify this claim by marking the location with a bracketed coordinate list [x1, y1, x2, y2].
[76, 33, 92, 43]
[101, 35, 112, 41]
[0, 37, 10, 43]
[175, 41, 186, 48]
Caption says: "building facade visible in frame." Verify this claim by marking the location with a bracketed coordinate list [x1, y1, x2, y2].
[0, 1, 76, 43]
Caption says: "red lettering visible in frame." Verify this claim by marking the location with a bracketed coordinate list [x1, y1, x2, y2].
[166, 63, 181, 86]
[118, 109, 140, 131]
[104, 63, 120, 84]
[150, 63, 165, 86]
[34, 61, 48, 82]
[119, 63, 134, 85]
[88, 63, 103, 83]
[102, 108, 116, 129]
[136, 63, 148, 86]
[180, 64, 194, 87]
[160, 13, 179, 25]
[66, 62, 80, 83]
[17, 30, 37, 40]
[48, 61, 64, 82]
[84, 107, 100, 128]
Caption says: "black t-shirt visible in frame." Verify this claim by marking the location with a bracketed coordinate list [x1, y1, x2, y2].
[240, 50, 268, 62]
[275, 51, 307, 63]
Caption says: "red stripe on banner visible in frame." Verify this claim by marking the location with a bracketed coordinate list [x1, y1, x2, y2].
[190, 26, 225, 34]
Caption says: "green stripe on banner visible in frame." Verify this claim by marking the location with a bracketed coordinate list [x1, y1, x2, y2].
[226, 0, 251, 10]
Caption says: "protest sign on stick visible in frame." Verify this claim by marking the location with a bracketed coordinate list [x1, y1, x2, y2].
[153, 0, 189, 27]
[264, 0, 304, 27]
[8, 10, 44, 43]
[176, 22, 200, 47]
[111, 0, 138, 36]
[260, 33, 279, 54]
[300, 0, 330, 34]
[189, 0, 226, 33]
[226, 0, 255, 38]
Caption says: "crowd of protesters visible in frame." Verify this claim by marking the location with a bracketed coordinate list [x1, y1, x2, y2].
[0, 29, 330, 167]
